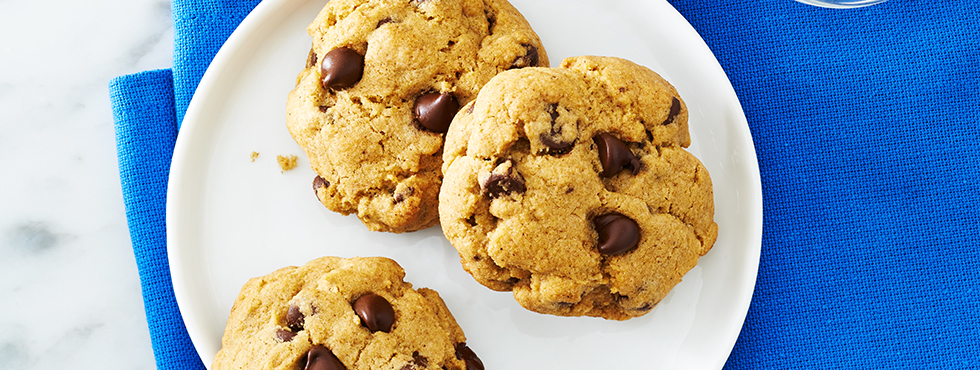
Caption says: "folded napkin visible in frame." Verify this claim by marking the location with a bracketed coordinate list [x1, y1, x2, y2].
[110, 0, 979, 369]
[110, 2, 261, 369]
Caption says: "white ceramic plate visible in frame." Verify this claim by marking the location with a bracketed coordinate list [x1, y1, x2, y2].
[168, 0, 763, 368]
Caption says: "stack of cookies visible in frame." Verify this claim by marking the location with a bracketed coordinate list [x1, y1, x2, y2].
[214, 0, 718, 368]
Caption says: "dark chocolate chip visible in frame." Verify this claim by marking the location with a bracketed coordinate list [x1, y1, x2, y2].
[594, 133, 640, 177]
[276, 329, 297, 342]
[352, 293, 395, 333]
[662, 97, 681, 125]
[565, 186, 574, 194]
[540, 105, 575, 153]
[320, 47, 364, 90]
[455, 343, 485, 370]
[510, 44, 539, 69]
[286, 304, 305, 332]
[593, 213, 640, 256]
[304, 345, 346, 370]
[540, 133, 574, 152]
[307, 48, 318, 69]
[484, 173, 526, 198]
[505, 277, 520, 284]
[414, 92, 459, 133]
[376, 17, 393, 28]
[313, 176, 330, 192]
[412, 351, 429, 367]
[481, 160, 526, 198]
[318, 105, 330, 113]
[393, 187, 414, 204]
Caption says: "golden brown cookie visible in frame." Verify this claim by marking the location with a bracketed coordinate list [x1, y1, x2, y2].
[212, 256, 484, 370]
[286, 0, 548, 233]
[439, 56, 718, 320]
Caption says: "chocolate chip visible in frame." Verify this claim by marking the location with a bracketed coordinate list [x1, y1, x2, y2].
[304, 345, 346, 370]
[320, 47, 364, 90]
[484, 173, 526, 198]
[376, 17, 393, 28]
[286, 304, 305, 332]
[393, 187, 414, 204]
[594, 133, 640, 177]
[662, 97, 681, 125]
[307, 48, 318, 68]
[540, 105, 575, 153]
[480, 160, 526, 198]
[593, 213, 640, 255]
[414, 92, 459, 133]
[412, 351, 428, 367]
[352, 293, 395, 333]
[276, 329, 297, 342]
[540, 134, 574, 152]
[313, 176, 329, 192]
[510, 44, 539, 69]
[455, 343, 485, 370]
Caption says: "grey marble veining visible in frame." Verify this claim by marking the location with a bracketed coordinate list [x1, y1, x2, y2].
[7, 221, 62, 255]
[0, 0, 175, 368]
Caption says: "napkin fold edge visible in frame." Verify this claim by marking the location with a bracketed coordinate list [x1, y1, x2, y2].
[109, 69, 207, 370]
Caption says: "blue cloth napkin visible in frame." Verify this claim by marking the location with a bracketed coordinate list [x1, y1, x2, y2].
[109, 0, 980, 369]
[110, 2, 260, 369]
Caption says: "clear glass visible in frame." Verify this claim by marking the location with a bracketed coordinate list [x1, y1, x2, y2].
[794, 0, 887, 8]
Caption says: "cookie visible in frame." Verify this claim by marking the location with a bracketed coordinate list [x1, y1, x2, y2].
[439, 56, 718, 320]
[286, 0, 548, 233]
[212, 256, 484, 370]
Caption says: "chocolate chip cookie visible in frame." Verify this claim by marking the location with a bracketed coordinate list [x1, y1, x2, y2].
[286, 0, 548, 233]
[439, 56, 718, 320]
[212, 256, 484, 370]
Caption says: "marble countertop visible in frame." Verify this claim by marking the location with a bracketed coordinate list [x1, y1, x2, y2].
[0, 0, 172, 368]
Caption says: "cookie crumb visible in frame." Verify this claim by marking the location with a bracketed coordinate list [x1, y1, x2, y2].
[277, 155, 298, 172]
[250, 151, 260, 162]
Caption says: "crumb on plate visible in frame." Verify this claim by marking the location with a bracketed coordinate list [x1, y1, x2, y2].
[277, 155, 298, 172]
